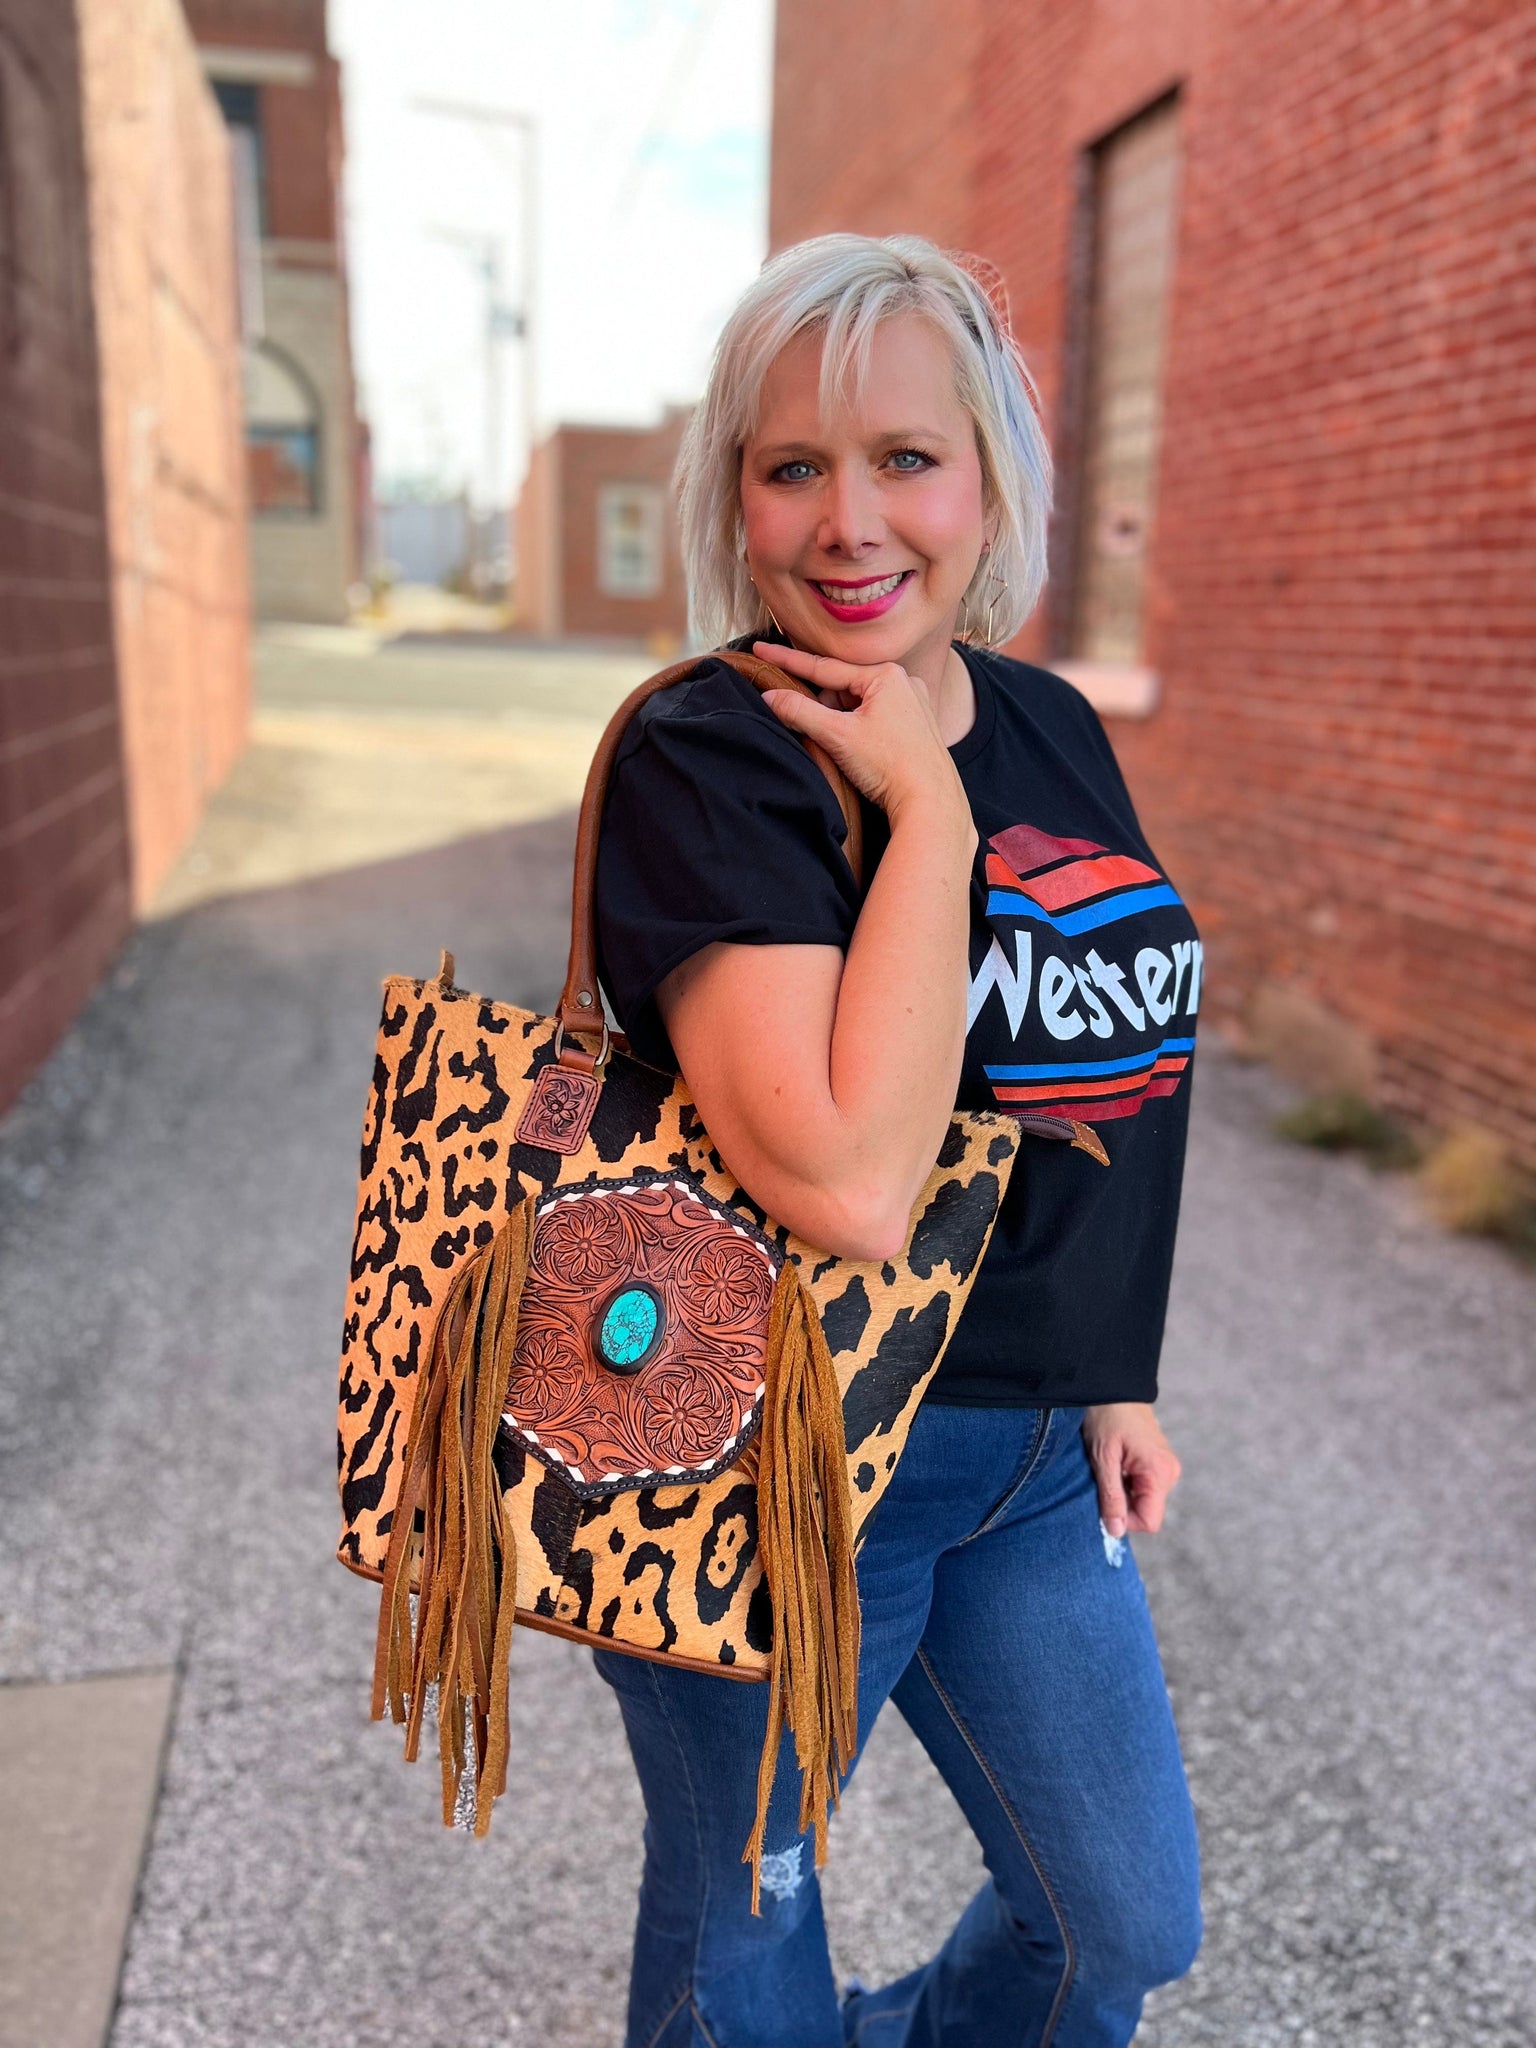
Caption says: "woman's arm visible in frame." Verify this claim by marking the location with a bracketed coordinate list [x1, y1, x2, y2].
[655, 650, 976, 1261]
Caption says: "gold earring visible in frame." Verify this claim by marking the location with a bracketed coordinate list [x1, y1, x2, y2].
[982, 571, 1009, 646]
[749, 575, 785, 642]
[958, 571, 1008, 647]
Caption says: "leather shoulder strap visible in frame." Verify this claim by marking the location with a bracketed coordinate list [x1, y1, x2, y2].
[556, 649, 865, 1046]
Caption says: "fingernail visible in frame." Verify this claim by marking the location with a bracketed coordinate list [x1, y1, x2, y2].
[1106, 1517, 1126, 1538]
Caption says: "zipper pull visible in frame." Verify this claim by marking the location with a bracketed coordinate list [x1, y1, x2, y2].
[1011, 1112, 1110, 1167]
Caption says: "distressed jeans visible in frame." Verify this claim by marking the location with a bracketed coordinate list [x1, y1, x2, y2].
[593, 1403, 1201, 2048]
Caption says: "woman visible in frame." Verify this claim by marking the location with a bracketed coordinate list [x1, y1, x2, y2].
[593, 234, 1202, 2048]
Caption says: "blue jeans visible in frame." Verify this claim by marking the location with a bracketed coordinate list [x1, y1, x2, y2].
[594, 1404, 1201, 2048]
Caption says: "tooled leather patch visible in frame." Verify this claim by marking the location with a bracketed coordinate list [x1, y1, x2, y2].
[514, 1063, 600, 1154]
[502, 1176, 779, 1497]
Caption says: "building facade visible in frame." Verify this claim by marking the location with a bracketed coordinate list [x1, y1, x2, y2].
[185, 0, 363, 623]
[771, 0, 1536, 1168]
[0, 0, 249, 1117]
[515, 410, 690, 644]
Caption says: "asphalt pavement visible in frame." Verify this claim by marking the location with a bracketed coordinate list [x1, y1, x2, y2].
[0, 627, 1532, 2047]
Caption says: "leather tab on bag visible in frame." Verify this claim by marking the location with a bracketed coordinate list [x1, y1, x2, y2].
[557, 999, 604, 1039]
[554, 1037, 600, 1077]
[515, 1063, 601, 1154]
[1012, 1111, 1111, 1166]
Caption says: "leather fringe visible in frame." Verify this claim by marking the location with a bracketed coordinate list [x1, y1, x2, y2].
[370, 1195, 537, 1835]
[743, 1255, 862, 1913]
[371, 1203, 862, 1898]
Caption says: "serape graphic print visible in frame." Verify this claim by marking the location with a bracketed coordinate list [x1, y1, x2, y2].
[967, 821, 1201, 1125]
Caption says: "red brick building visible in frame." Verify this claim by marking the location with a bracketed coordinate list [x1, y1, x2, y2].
[771, 0, 1536, 1167]
[185, 0, 363, 622]
[516, 410, 691, 643]
[0, 0, 249, 1118]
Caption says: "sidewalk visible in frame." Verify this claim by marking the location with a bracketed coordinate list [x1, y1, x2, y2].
[0, 632, 1532, 2047]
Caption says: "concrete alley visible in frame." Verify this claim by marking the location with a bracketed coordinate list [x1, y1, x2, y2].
[1, 631, 1532, 2048]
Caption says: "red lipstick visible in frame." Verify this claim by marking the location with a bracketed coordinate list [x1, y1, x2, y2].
[807, 569, 914, 623]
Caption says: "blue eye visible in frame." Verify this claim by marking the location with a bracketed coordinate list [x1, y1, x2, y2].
[888, 448, 934, 472]
[773, 459, 817, 483]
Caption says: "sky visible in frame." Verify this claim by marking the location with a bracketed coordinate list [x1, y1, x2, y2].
[329, 0, 774, 506]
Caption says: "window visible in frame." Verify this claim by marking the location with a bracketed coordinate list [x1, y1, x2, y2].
[243, 341, 320, 514]
[211, 80, 267, 237]
[1069, 96, 1182, 667]
[597, 484, 664, 599]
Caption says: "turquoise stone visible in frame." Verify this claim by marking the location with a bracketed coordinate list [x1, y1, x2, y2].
[599, 1286, 659, 1370]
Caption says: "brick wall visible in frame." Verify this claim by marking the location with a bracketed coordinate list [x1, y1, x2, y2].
[0, 0, 249, 1119]
[77, 0, 251, 908]
[559, 415, 689, 641]
[770, 0, 1536, 1167]
[182, 0, 327, 44]
[258, 70, 340, 245]
[0, 0, 131, 1113]
[183, 0, 338, 245]
[516, 413, 690, 643]
[514, 437, 562, 636]
[184, 0, 359, 622]
[768, 0, 980, 252]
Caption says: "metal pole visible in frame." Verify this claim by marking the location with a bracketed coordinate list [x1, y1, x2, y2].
[412, 99, 540, 496]
[485, 243, 503, 526]
[426, 227, 504, 533]
[519, 120, 538, 494]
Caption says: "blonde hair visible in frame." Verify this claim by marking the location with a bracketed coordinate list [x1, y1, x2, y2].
[676, 233, 1052, 649]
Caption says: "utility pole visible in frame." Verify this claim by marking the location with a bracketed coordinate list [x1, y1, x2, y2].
[425, 227, 518, 519]
[413, 99, 539, 504]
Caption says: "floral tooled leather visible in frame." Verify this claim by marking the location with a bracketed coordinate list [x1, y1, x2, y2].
[637, 1361, 740, 1468]
[338, 968, 1023, 1677]
[502, 1176, 778, 1496]
[514, 1063, 600, 1154]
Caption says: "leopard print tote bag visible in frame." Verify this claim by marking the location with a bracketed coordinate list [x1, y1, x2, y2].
[337, 649, 1105, 1901]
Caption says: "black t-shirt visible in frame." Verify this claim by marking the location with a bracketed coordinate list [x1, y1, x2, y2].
[594, 643, 1201, 1407]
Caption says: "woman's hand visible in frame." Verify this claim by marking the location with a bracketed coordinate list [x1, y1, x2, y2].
[650, 640, 976, 1261]
[751, 640, 969, 828]
[1082, 1404, 1182, 1537]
